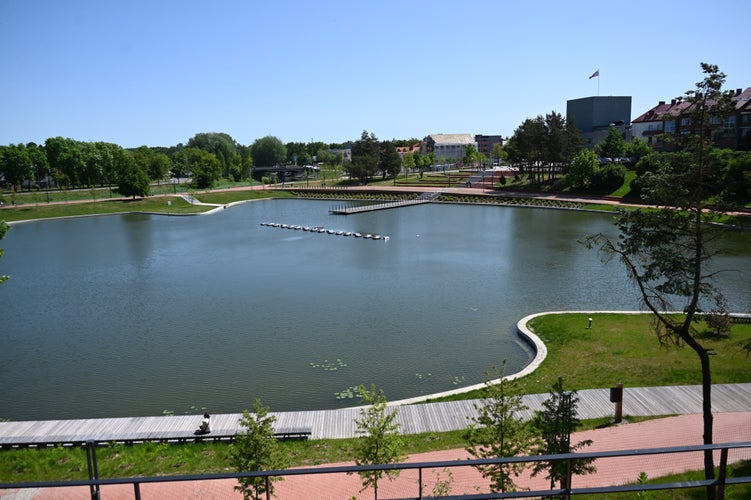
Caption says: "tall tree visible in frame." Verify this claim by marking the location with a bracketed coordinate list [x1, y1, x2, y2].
[347, 130, 379, 184]
[352, 384, 404, 500]
[188, 132, 238, 178]
[378, 140, 401, 179]
[465, 362, 535, 493]
[250, 135, 286, 167]
[185, 147, 222, 188]
[230, 399, 289, 500]
[0, 144, 32, 191]
[114, 149, 150, 199]
[583, 63, 738, 499]
[530, 378, 596, 491]
[597, 126, 627, 160]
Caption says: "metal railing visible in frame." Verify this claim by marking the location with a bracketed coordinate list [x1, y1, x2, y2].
[2, 441, 750, 499]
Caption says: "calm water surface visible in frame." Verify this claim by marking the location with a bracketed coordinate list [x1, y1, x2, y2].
[2, 200, 750, 420]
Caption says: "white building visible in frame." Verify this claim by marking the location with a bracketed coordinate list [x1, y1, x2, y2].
[422, 134, 477, 166]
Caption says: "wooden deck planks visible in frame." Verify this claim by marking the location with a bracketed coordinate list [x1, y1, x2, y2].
[1, 384, 749, 447]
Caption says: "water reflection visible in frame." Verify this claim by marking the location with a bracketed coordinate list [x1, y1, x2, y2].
[2, 200, 749, 420]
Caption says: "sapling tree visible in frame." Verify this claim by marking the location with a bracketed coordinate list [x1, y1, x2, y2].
[351, 384, 404, 500]
[464, 362, 536, 493]
[531, 377, 595, 492]
[230, 399, 289, 500]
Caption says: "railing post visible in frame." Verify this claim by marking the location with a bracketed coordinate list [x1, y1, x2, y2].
[85, 440, 100, 500]
[717, 447, 729, 500]
[418, 467, 423, 499]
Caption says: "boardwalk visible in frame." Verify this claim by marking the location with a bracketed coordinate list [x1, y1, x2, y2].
[1, 384, 750, 448]
[328, 191, 441, 214]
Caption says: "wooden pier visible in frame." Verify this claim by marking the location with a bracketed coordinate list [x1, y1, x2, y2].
[1, 384, 749, 448]
[329, 191, 441, 215]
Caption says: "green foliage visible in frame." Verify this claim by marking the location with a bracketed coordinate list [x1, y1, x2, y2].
[465, 362, 536, 493]
[566, 149, 598, 189]
[347, 130, 380, 184]
[352, 384, 404, 500]
[230, 399, 289, 500]
[597, 126, 627, 159]
[114, 150, 150, 198]
[185, 147, 222, 188]
[250, 135, 286, 167]
[531, 377, 596, 490]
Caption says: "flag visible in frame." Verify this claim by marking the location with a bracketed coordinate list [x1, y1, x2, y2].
[589, 69, 600, 79]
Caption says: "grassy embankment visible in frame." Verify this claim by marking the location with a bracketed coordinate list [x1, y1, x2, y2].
[1, 313, 749, 484]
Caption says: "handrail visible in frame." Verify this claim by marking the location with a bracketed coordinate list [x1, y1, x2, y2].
[2, 441, 750, 499]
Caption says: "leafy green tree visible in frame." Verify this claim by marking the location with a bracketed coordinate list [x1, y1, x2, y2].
[623, 137, 652, 166]
[230, 399, 289, 500]
[251, 136, 286, 167]
[347, 130, 380, 184]
[352, 384, 404, 500]
[491, 143, 504, 165]
[185, 148, 222, 188]
[465, 362, 536, 493]
[188, 132, 239, 178]
[115, 149, 150, 199]
[0, 221, 9, 284]
[584, 63, 739, 500]
[378, 141, 401, 179]
[566, 149, 598, 189]
[401, 152, 415, 175]
[463, 143, 479, 167]
[597, 126, 627, 159]
[531, 378, 595, 492]
[26, 142, 50, 188]
[592, 162, 627, 191]
[149, 153, 171, 182]
[0, 143, 32, 191]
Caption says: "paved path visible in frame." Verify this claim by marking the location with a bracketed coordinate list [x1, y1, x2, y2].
[5, 412, 749, 499]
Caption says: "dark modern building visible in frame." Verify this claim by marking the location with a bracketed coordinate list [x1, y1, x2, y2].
[566, 96, 632, 148]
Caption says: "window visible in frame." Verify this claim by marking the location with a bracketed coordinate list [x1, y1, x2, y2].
[664, 120, 675, 133]
[724, 116, 737, 130]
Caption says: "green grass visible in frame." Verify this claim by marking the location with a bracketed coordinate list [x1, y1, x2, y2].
[428, 313, 751, 402]
[0, 190, 294, 222]
[2, 313, 749, 483]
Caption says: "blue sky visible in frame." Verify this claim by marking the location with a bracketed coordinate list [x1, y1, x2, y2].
[2, 0, 749, 148]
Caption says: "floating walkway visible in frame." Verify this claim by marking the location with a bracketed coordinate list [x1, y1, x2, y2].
[329, 191, 441, 215]
[260, 222, 389, 241]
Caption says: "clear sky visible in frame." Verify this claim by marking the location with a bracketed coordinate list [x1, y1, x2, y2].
[2, 0, 749, 149]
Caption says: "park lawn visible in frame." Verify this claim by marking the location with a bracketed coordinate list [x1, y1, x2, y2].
[0, 196, 210, 222]
[432, 312, 751, 402]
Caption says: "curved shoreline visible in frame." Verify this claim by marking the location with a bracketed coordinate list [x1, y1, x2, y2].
[381, 310, 654, 407]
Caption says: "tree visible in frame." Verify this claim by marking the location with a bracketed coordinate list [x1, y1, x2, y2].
[352, 384, 404, 500]
[115, 149, 150, 199]
[401, 152, 415, 176]
[0, 221, 9, 284]
[597, 126, 627, 160]
[149, 153, 171, 182]
[251, 136, 286, 167]
[566, 149, 598, 189]
[185, 148, 222, 188]
[583, 63, 739, 500]
[230, 399, 289, 500]
[188, 132, 239, 178]
[491, 143, 504, 165]
[347, 130, 379, 184]
[0, 144, 32, 191]
[464, 362, 535, 493]
[463, 143, 480, 168]
[531, 378, 596, 492]
[378, 141, 401, 180]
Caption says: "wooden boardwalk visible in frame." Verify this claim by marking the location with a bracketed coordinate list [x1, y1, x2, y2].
[1, 384, 749, 448]
[328, 191, 441, 214]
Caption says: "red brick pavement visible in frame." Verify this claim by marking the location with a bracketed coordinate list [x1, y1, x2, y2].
[8, 412, 750, 499]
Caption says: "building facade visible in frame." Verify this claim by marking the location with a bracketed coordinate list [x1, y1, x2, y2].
[566, 96, 632, 148]
[474, 134, 504, 163]
[631, 87, 751, 151]
[421, 134, 477, 166]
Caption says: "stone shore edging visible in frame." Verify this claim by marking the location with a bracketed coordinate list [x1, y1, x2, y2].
[380, 310, 651, 408]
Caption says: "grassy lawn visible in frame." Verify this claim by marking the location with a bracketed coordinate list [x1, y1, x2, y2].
[2, 313, 749, 483]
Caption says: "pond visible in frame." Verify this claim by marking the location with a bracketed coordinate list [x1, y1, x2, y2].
[2, 199, 749, 420]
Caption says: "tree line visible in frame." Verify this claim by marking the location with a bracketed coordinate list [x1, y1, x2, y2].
[0, 133, 352, 197]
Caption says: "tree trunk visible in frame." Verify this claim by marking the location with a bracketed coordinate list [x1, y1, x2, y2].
[699, 348, 715, 500]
